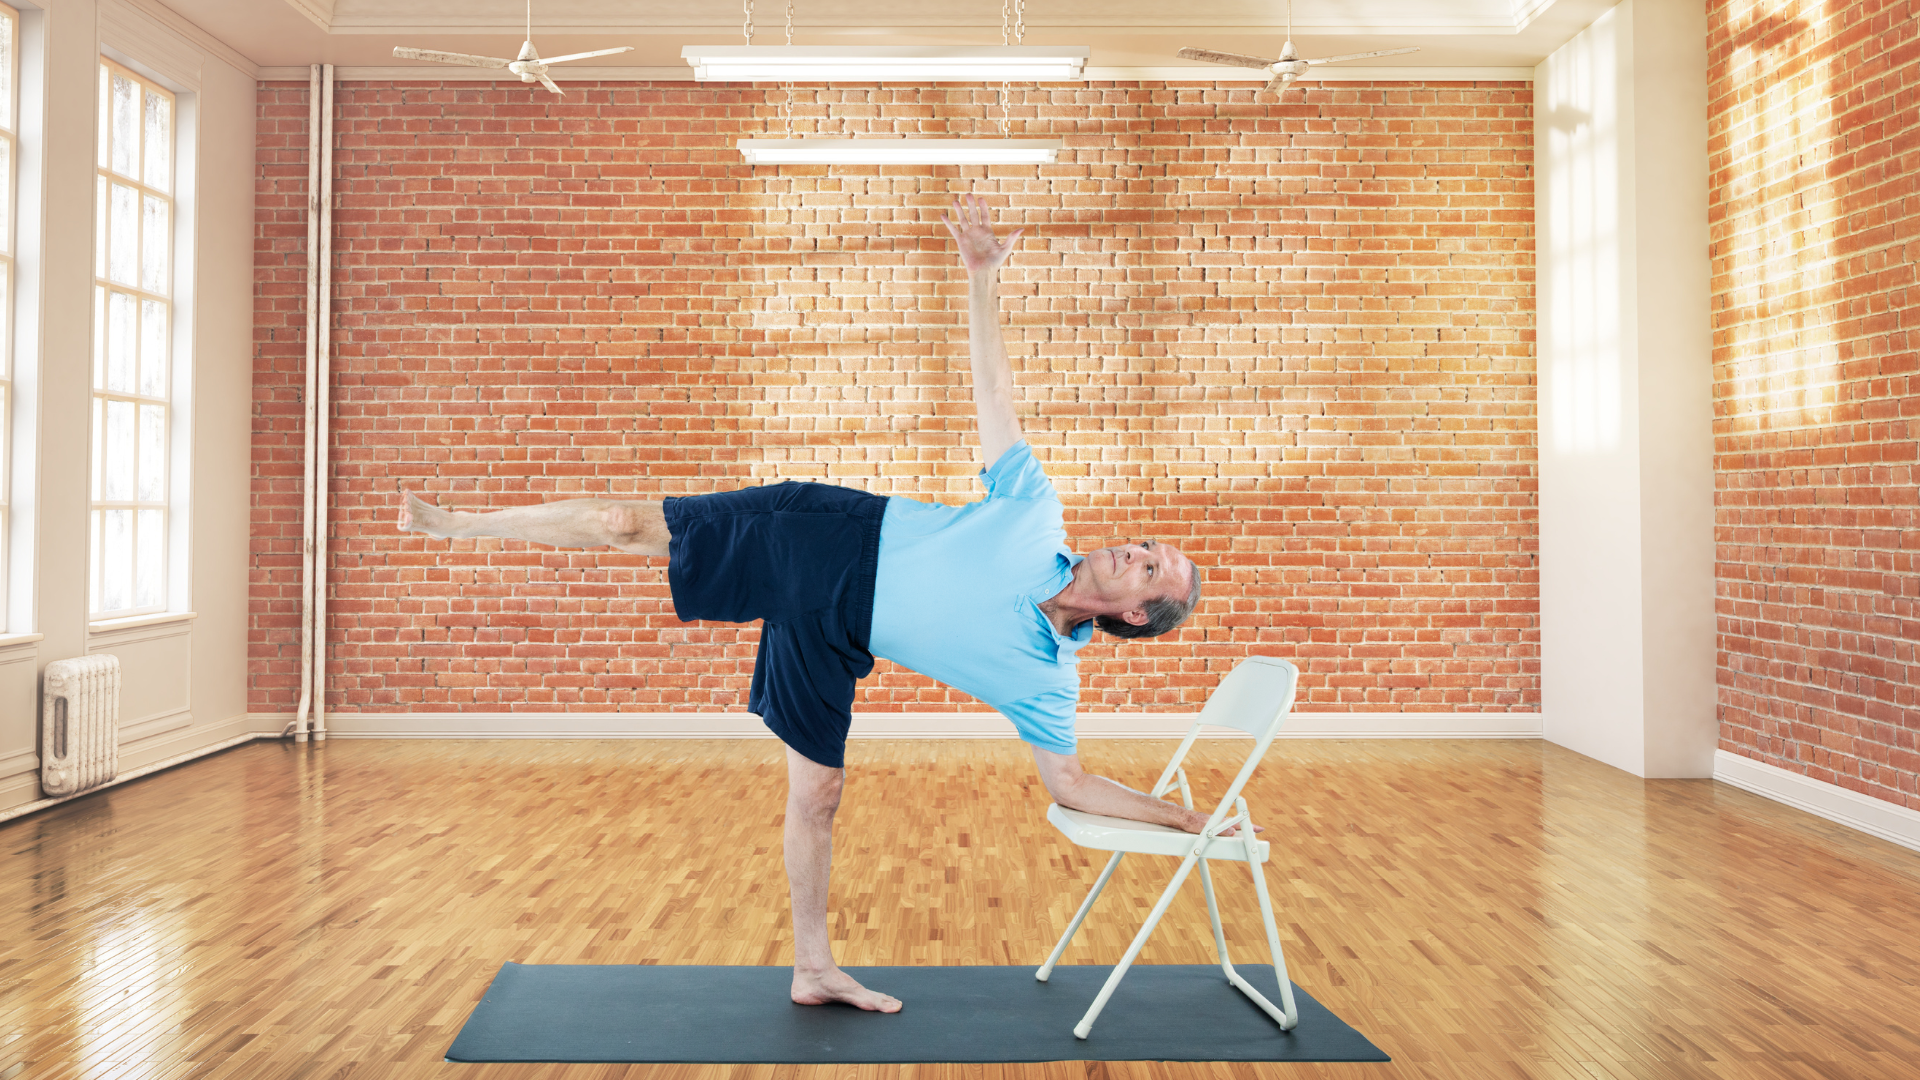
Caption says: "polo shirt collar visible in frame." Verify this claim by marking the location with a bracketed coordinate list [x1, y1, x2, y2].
[1023, 550, 1092, 665]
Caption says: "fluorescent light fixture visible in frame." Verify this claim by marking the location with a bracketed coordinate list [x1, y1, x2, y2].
[736, 138, 1064, 165]
[684, 46, 1089, 83]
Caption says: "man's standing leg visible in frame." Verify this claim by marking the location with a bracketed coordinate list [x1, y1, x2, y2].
[784, 747, 902, 1012]
[402, 486, 900, 1010]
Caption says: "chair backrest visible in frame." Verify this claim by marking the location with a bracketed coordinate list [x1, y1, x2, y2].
[1193, 655, 1298, 737]
[1147, 657, 1299, 820]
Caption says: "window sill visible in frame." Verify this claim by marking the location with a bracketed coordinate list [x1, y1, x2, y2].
[89, 611, 197, 635]
[0, 632, 44, 652]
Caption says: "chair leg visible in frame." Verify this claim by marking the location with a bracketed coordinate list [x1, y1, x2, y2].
[1196, 857, 1235, 977]
[1233, 808, 1299, 1031]
[1037, 850, 1124, 982]
[1072, 852, 1201, 1039]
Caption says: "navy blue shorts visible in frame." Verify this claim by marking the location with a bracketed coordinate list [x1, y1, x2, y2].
[661, 482, 888, 769]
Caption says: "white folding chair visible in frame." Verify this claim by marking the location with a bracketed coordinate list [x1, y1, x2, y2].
[1036, 655, 1301, 1039]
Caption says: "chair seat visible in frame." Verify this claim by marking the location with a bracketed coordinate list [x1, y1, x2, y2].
[1047, 804, 1269, 863]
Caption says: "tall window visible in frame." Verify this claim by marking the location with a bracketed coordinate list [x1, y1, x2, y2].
[91, 59, 172, 619]
[0, 4, 16, 628]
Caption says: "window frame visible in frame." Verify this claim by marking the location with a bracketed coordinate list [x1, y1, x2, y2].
[0, 2, 19, 630]
[89, 55, 175, 621]
[0, 2, 18, 632]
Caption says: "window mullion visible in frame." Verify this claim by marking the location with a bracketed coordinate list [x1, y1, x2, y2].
[95, 279, 169, 305]
[90, 58, 175, 620]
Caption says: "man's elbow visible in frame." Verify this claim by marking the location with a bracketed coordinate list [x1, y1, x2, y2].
[1041, 773, 1079, 808]
[1036, 760, 1087, 809]
[1028, 748, 1068, 799]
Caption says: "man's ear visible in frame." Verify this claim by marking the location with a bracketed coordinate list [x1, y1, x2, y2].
[1122, 606, 1149, 627]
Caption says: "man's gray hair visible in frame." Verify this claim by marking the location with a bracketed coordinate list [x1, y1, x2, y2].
[1095, 559, 1203, 640]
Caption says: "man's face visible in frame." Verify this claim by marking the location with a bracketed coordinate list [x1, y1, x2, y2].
[1077, 540, 1193, 624]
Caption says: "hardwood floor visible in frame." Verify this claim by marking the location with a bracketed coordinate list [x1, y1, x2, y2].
[3, 737, 1918, 1079]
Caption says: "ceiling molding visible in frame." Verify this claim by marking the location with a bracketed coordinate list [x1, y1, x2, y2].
[185, 0, 1619, 72]
[284, 0, 336, 34]
[1089, 65, 1533, 81]
[325, 20, 1533, 37]
[309, 0, 1556, 37]
[1510, 0, 1560, 32]
[114, 0, 260, 79]
[256, 65, 1535, 84]
[257, 65, 686, 81]
[103, 0, 205, 90]
[105, 4, 204, 89]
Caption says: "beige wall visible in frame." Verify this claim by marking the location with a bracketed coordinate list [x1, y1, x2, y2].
[1535, 0, 1718, 778]
[0, 0, 259, 814]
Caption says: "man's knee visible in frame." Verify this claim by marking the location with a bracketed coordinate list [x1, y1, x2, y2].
[788, 762, 845, 821]
[600, 501, 664, 548]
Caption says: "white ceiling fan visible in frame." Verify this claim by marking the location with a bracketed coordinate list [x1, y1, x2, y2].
[1177, 0, 1418, 95]
[392, 0, 634, 96]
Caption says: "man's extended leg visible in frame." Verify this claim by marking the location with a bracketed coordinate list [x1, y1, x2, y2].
[785, 747, 901, 1012]
[397, 490, 668, 556]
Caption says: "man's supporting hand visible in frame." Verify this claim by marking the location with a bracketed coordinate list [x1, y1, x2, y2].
[1031, 747, 1263, 836]
[941, 193, 1024, 275]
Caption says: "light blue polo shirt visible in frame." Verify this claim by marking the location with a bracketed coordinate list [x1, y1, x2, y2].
[868, 441, 1091, 754]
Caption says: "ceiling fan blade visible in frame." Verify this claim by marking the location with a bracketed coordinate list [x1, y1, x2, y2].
[392, 47, 511, 69]
[539, 46, 636, 65]
[1176, 47, 1280, 70]
[1307, 46, 1420, 65]
[536, 72, 565, 95]
[1265, 72, 1302, 93]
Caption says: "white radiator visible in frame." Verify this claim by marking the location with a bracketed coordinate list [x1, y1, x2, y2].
[40, 654, 121, 798]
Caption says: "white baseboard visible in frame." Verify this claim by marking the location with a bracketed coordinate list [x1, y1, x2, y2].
[0, 764, 41, 811]
[248, 710, 1542, 740]
[0, 746, 35, 778]
[1714, 750, 1920, 855]
[0, 728, 262, 824]
[119, 707, 193, 746]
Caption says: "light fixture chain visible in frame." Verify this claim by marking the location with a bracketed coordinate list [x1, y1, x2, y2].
[743, 0, 753, 44]
[785, 0, 794, 45]
[997, 0, 1024, 135]
[782, 82, 794, 136]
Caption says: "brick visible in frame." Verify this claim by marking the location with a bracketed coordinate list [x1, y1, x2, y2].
[251, 77, 1542, 718]
[1708, 0, 1920, 810]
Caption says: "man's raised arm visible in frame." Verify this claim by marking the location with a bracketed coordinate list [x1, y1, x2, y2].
[941, 195, 1026, 470]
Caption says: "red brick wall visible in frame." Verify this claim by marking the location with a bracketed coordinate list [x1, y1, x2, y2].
[1711, 0, 1919, 807]
[252, 80, 1537, 716]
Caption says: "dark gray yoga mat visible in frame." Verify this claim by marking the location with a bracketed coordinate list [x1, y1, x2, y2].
[446, 963, 1389, 1064]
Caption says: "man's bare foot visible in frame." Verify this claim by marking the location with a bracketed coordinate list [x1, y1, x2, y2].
[792, 966, 902, 1013]
[397, 489, 462, 539]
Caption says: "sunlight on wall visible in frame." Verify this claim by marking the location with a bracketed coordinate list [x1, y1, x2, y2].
[1717, 0, 1835, 428]
[1542, 9, 1622, 455]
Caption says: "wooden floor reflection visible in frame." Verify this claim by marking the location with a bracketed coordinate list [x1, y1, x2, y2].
[3, 738, 1918, 1079]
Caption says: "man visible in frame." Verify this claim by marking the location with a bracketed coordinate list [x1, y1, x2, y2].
[398, 195, 1223, 1013]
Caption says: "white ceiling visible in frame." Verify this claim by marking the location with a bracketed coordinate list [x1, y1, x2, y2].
[161, 0, 1618, 77]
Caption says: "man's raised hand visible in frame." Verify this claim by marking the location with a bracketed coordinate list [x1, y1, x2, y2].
[942, 193, 1024, 275]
